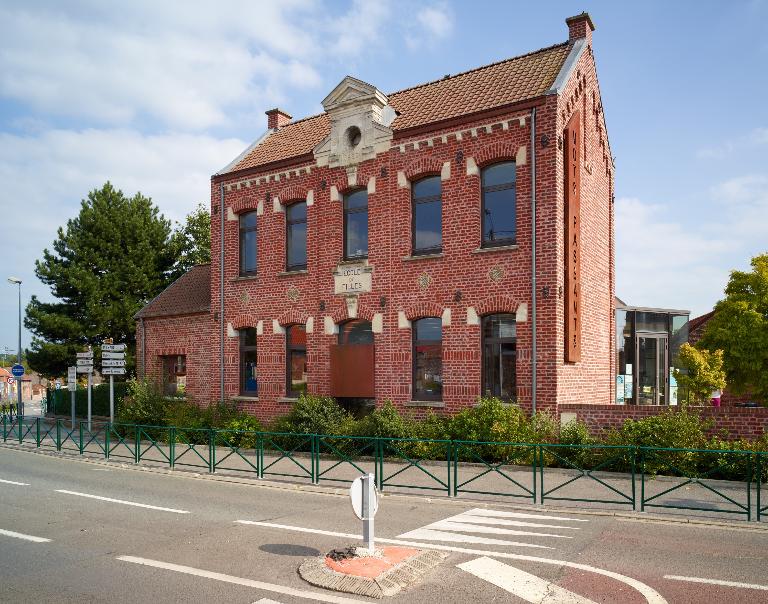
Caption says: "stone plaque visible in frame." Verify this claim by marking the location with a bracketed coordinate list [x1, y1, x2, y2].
[334, 263, 372, 295]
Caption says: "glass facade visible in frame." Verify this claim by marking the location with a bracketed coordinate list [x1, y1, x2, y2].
[615, 307, 689, 406]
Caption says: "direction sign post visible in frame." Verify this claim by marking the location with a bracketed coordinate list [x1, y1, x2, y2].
[350, 473, 379, 554]
[67, 366, 77, 425]
[11, 364, 24, 418]
[102, 341, 125, 423]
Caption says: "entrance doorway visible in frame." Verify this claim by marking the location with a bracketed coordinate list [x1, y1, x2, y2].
[636, 334, 668, 405]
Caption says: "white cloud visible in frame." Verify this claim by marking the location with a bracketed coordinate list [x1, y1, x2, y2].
[405, 3, 454, 49]
[697, 127, 768, 159]
[326, 0, 392, 57]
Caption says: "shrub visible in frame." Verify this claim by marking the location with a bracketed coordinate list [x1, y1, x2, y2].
[271, 394, 355, 436]
[445, 397, 556, 444]
[356, 401, 415, 439]
[116, 378, 169, 427]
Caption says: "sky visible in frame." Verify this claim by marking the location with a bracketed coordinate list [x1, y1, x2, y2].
[0, 0, 766, 355]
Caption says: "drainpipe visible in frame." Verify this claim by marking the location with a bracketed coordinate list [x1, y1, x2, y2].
[219, 182, 225, 402]
[530, 107, 537, 416]
[140, 317, 146, 378]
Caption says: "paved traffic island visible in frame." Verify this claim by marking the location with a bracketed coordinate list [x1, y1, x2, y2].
[299, 545, 446, 598]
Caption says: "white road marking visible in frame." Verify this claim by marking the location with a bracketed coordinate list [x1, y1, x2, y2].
[664, 575, 768, 591]
[395, 527, 555, 549]
[449, 513, 580, 530]
[417, 519, 572, 539]
[464, 507, 589, 522]
[118, 556, 368, 604]
[0, 478, 30, 486]
[55, 490, 189, 514]
[237, 520, 667, 604]
[0, 528, 51, 543]
[459, 556, 598, 603]
[254, 599, 285, 604]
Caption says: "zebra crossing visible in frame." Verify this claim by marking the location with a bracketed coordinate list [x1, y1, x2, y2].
[396, 507, 588, 551]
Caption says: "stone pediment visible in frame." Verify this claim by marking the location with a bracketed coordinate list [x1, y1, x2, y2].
[314, 76, 395, 168]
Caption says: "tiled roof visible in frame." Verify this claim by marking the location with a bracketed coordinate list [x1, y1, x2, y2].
[135, 264, 211, 319]
[227, 42, 571, 174]
[688, 310, 715, 334]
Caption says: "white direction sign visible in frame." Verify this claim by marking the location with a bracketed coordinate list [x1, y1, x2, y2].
[77, 359, 94, 366]
[102, 359, 126, 367]
[101, 367, 126, 375]
[76, 351, 93, 359]
[102, 344, 126, 352]
[102, 351, 125, 359]
[76, 366, 93, 373]
[67, 366, 77, 381]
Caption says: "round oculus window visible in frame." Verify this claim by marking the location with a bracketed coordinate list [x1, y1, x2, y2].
[346, 126, 362, 148]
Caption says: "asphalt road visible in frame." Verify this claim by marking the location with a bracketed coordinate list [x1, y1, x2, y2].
[1, 446, 767, 604]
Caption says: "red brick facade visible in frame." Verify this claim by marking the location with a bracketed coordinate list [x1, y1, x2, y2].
[138, 14, 618, 424]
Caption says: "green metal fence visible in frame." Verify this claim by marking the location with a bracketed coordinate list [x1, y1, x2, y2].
[3, 417, 768, 522]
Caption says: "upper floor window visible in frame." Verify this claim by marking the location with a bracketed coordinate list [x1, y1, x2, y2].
[412, 176, 442, 255]
[240, 328, 257, 396]
[286, 324, 307, 397]
[286, 201, 307, 271]
[481, 161, 516, 247]
[343, 189, 368, 259]
[338, 319, 374, 345]
[413, 317, 442, 401]
[239, 211, 258, 276]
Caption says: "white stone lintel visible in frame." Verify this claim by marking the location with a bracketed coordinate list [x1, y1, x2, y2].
[441, 308, 452, 326]
[466, 157, 479, 176]
[398, 311, 411, 329]
[440, 161, 451, 181]
[372, 312, 383, 333]
[367, 177, 376, 194]
[466, 306, 480, 326]
[306, 316, 314, 334]
[272, 319, 285, 334]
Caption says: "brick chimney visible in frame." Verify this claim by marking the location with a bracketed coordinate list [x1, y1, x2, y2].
[566, 12, 594, 45]
[266, 108, 292, 130]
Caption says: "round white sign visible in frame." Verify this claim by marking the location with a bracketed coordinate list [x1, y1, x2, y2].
[349, 474, 379, 520]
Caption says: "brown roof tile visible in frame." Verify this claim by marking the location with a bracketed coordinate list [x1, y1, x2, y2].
[135, 264, 211, 319]
[228, 42, 571, 174]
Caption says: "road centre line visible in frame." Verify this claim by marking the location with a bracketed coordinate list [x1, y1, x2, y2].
[118, 556, 368, 604]
[55, 490, 189, 514]
[0, 478, 30, 486]
[458, 556, 598, 604]
[236, 520, 667, 604]
[0, 528, 51, 543]
[664, 575, 768, 591]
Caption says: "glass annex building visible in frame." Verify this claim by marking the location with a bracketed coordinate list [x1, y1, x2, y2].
[615, 303, 689, 406]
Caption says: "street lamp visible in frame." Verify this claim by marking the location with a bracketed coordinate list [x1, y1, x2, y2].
[7, 277, 22, 417]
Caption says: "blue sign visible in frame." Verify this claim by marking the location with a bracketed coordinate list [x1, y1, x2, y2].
[11, 364, 24, 377]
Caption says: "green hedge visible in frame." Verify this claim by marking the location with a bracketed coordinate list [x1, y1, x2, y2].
[48, 382, 129, 417]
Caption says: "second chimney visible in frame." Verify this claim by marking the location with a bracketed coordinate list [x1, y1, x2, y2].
[266, 108, 292, 130]
[565, 12, 595, 45]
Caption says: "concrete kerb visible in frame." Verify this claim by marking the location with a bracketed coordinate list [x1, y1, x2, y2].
[2, 441, 767, 533]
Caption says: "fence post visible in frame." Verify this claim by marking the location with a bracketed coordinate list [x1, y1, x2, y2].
[208, 429, 215, 473]
[639, 448, 646, 512]
[531, 445, 537, 505]
[631, 447, 638, 512]
[78, 421, 84, 455]
[446, 441, 453, 497]
[18, 417, 24, 445]
[35, 417, 41, 447]
[169, 427, 176, 470]
[453, 442, 459, 497]
[757, 453, 762, 522]
[311, 434, 318, 485]
[2, 414, 7, 442]
[257, 432, 264, 479]
[56, 419, 61, 451]
[134, 425, 141, 464]
[537, 445, 544, 505]
[747, 452, 753, 522]
[105, 424, 111, 460]
[375, 438, 384, 491]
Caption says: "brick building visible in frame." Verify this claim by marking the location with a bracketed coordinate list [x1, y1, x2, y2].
[137, 13, 617, 424]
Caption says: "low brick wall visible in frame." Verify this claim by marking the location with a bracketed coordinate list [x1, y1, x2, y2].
[558, 403, 768, 440]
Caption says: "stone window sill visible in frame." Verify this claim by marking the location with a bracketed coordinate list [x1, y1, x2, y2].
[404, 400, 445, 408]
[402, 253, 443, 262]
[231, 275, 258, 282]
[277, 269, 308, 277]
[277, 397, 299, 404]
[232, 395, 259, 401]
[472, 244, 519, 254]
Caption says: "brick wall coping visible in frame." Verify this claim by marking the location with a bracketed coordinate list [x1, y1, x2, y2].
[558, 403, 768, 415]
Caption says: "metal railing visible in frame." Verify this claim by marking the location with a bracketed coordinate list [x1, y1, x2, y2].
[3, 416, 767, 522]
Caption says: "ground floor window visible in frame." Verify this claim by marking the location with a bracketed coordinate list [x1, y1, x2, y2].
[338, 319, 373, 344]
[240, 328, 257, 396]
[161, 355, 186, 396]
[287, 324, 307, 397]
[482, 314, 516, 400]
[413, 317, 442, 401]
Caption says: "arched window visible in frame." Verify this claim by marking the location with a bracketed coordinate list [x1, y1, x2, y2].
[343, 189, 368, 259]
[481, 161, 516, 247]
[286, 200, 307, 271]
[239, 211, 258, 276]
[412, 176, 442, 255]
[286, 324, 307, 397]
[413, 317, 442, 401]
[482, 314, 516, 400]
[338, 319, 373, 345]
[240, 328, 257, 395]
